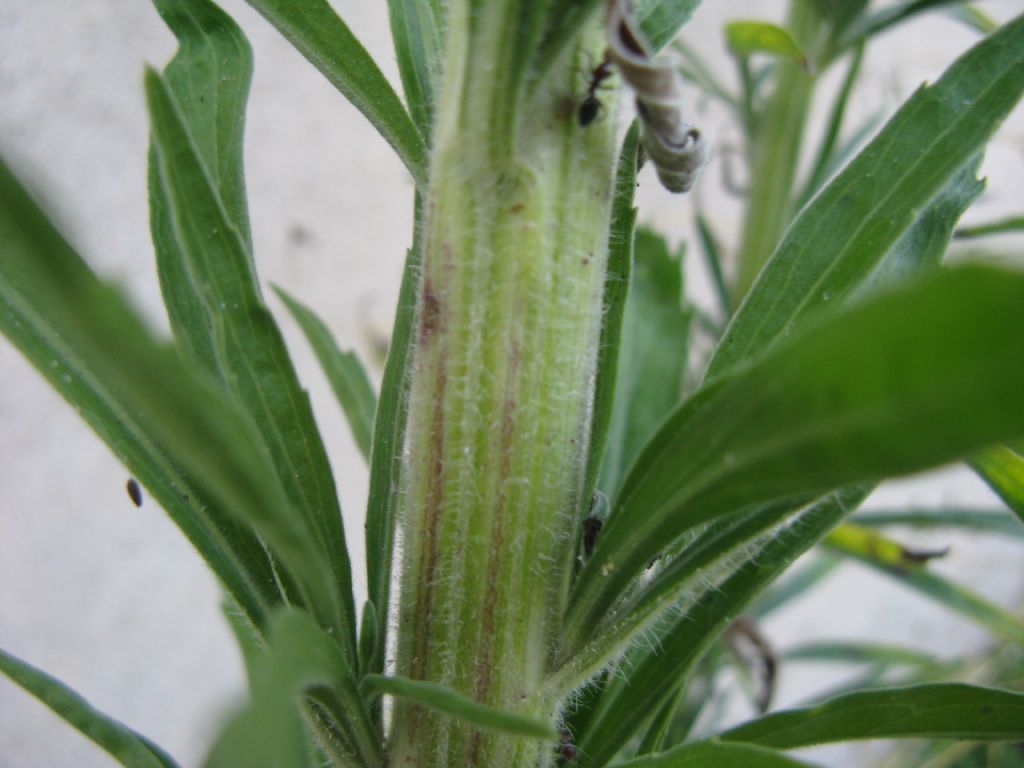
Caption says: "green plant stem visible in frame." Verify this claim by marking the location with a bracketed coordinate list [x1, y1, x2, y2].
[733, 0, 821, 300]
[388, 4, 620, 767]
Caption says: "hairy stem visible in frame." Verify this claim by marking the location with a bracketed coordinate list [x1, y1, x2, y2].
[388, 3, 620, 766]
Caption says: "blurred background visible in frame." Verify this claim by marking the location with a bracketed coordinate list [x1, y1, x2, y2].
[1, 1, 1022, 765]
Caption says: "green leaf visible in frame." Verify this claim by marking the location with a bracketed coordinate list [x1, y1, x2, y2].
[598, 227, 690, 499]
[0, 648, 179, 768]
[358, 600, 378, 678]
[222, 596, 266, 692]
[729, 3, 822, 301]
[782, 641, 938, 668]
[852, 507, 1024, 537]
[945, 5, 1000, 36]
[672, 40, 739, 109]
[386, 0, 445, 139]
[798, 42, 864, 206]
[147, 0, 312, 628]
[0, 158, 298, 630]
[708, 14, 1024, 379]
[841, 0, 971, 52]
[362, 675, 557, 740]
[817, 0, 869, 49]
[242, 0, 426, 185]
[146, 68, 358, 656]
[616, 739, 817, 767]
[956, 214, 1024, 239]
[570, 490, 866, 768]
[148, 0, 254, 376]
[823, 524, 1024, 644]
[857, 155, 984, 294]
[636, 686, 688, 756]
[205, 609, 380, 768]
[971, 446, 1024, 525]
[695, 212, 731, 319]
[583, 122, 640, 502]
[274, 286, 377, 463]
[363, 193, 426, 681]
[565, 265, 1024, 651]
[563, 498, 801, 690]
[750, 555, 842, 619]
[725, 21, 808, 68]
[150, 0, 253, 242]
[150, 149, 219, 376]
[797, 109, 887, 212]
[563, 500, 806, 759]
[722, 684, 1024, 747]
[636, 0, 703, 52]
[651, 670, 720, 754]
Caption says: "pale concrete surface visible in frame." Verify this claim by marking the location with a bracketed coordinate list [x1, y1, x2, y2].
[0, 2, 1022, 766]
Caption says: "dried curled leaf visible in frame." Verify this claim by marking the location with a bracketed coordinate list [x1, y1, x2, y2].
[606, 0, 707, 193]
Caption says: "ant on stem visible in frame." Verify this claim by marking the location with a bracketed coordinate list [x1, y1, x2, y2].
[578, 51, 614, 127]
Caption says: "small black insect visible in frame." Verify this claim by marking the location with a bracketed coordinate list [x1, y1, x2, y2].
[126, 478, 143, 508]
[578, 53, 614, 127]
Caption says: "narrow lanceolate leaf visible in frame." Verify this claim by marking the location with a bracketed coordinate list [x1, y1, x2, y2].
[616, 740, 818, 768]
[387, 0, 445, 138]
[598, 227, 691, 500]
[205, 609, 380, 768]
[564, 501, 805, 754]
[750, 555, 841, 619]
[972, 446, 1024, 526]
[149, 0, 254, 375]
[583, 121, 639, 499]
[841, 0, 970, 52]
[362, 675, 557, 740]
[222, 597, 266, 692]
[857, 154, 983, 294]
[150, 0, 252, 242]
[636, 686, 686, 756]
[783, 642, 938, 669]
[725, 21, 807, 67]
[0, 158, 288, 630]
[824, 524, 1024, 644]
[956, 214, 1024, 239]
[275, 286, 377, 462]
[635, 0, 703, 52]
[146, 69, 357, 655]
[563, 497, 823, 756]
[570, 491, 866, 768]
[358, 600, 378, 677]
[565, 266, 1024, 651]
[852, 508, 1024, 537]
[945, 5, 1000, 36]
[708, 14, 1024, 380]
[242, 0, 426, 184]
[150, 152, 218, 376]
[817, 0, 869, 48]
[0, 648, 179, 768]
[695, 212, 731, 319]
[363, 194, 426, 681]
[799, 42, 864, 207]
[722, 684, 1024, 748]
[672, 40, 738, 109]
